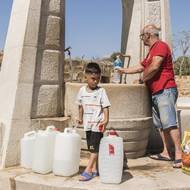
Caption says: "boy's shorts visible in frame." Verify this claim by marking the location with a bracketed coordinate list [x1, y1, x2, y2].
[86, 131, 103, 153]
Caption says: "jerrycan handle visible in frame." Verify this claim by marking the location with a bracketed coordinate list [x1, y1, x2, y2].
[108, 128, 119, 137]
[64, 127, 76, 134]
[46, 125, 56, 132]
[24, 131, 36, 137]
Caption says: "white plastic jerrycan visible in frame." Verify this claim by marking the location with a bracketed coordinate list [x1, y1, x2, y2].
[99, 130, 123, 184]
[53, 127, 81, 176]
[32, 126, 58, 174]
[20, 131, 36, 169]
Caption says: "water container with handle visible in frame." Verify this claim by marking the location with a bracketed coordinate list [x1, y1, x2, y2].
[53, 127, 81, 176]
[32, 125, 58, 174]
[99, 129, 123, 184]
[20, 131, 36, 169]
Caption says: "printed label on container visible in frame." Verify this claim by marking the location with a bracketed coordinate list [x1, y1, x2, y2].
[109, 144, 115, 155]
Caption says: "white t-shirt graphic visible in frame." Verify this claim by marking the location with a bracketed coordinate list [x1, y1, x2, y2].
[76, 86, 111, 132]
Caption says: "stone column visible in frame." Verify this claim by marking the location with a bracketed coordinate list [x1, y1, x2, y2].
[0, 0, 42, 168]
[0, 0, 65, 168]
[121, 0, 144, 83]
[31, 0, 65, 118]
[160, 0, 172, 47]
[121, 0, 172, 83]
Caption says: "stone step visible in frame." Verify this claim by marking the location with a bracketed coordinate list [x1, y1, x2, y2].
[77, 117, 152, 159]
[76, 118, 152, 141]
[81, 140, 148, 159]
[1, 157, 190, 190]
[107, 117, 152, 130]
[81, 138, 148, 151]
[31, 117, 70, 131]
[29, 117, 152, 159]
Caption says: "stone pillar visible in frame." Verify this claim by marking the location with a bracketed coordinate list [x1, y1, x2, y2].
[121, 0, 172, 83]
[0, 0, 65, 168]
[31, 0, 65, 118]
[160, 0, 172, 47]
[121, 0, 143, 83]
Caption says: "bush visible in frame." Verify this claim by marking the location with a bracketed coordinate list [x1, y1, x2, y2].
[174, 56, 190, 75]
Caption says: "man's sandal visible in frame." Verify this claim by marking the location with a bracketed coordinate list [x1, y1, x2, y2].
[149, 154, 173, 161]
[173, 159, 182, 168]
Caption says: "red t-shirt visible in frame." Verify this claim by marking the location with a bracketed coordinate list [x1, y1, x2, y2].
[141, 40, 176, 94]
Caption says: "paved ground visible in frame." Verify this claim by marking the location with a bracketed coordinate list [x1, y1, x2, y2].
[0, 156, 190, 190]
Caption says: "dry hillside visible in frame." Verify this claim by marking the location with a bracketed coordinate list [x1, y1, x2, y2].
[0, 51, 3, 66]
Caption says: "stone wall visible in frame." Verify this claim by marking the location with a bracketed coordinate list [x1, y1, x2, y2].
[64, 59, 113, 83]
[175, 76, 190, 97]
[64, 62, 190, 97]
[65, 83, 152, 158]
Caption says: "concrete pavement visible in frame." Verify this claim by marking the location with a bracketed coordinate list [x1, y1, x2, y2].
[0, 156, 190, 190]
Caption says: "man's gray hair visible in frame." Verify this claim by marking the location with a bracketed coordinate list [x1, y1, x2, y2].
[143, 24, 160, 36]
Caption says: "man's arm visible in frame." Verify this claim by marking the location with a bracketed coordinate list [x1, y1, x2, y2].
[142, 56, 164, 82]
[118, 64, 144, 74]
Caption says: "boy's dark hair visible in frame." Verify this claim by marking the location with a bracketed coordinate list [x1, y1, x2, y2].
[85, 62, 101, 75]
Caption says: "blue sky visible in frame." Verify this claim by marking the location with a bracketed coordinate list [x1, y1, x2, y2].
[0, 0, 190, 58]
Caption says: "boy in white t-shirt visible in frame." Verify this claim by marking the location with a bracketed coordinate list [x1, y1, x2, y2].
[76, 62, 111, 181]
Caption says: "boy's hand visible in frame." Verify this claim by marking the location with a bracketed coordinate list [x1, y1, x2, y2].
[78, 119, 83, 125]
[98, 120, 108, 133]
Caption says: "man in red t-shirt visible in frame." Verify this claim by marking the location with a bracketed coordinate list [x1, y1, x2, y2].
[119, 24, 182, 168]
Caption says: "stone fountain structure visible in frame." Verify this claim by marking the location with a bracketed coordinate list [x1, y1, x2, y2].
[0, 0, 171, 168]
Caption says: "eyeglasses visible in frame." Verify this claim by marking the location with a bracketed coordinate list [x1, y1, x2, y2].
[139, 33, 145, 39]
[140, 32, 150, 40]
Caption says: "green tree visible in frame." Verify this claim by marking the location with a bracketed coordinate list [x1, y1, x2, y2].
[173, 31, 190, 77]
[174, 56, 190, 76]
[110, 52, 121, 62]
